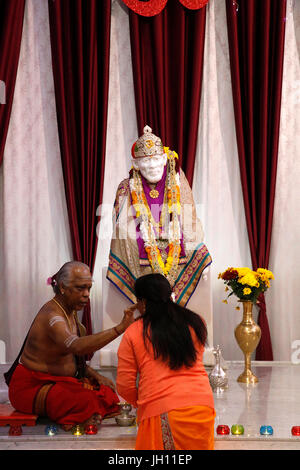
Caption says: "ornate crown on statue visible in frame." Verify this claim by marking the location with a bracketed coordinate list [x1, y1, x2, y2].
[132, 125, 164, 158]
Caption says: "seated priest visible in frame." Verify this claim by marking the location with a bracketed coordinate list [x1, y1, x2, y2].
[4, 261, 135, 431]
[107, 125, 212, 307]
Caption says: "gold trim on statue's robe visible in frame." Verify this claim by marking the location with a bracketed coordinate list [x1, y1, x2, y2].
[107, 169, 212, 306]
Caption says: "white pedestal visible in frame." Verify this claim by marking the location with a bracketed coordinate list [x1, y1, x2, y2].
[93, 266, 214, 368]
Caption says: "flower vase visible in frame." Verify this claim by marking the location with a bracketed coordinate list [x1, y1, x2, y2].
[234, 301, 261, 384]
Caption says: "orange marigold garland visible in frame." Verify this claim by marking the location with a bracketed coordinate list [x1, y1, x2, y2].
[129, 148, 181, 281]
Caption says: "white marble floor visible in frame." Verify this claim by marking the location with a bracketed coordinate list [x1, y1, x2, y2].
[1, 362, 300, 450]
[213, 361, 300, 450]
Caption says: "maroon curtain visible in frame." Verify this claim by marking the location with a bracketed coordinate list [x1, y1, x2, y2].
[0, 0, 25, 166]
[129, 0, 206, 185]
[48, 0, 111, 335]
[226, 0, 287, 360]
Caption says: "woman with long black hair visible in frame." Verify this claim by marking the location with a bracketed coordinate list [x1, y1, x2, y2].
[116, 273, 215, 450]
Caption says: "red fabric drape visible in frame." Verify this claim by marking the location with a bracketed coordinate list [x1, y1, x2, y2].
[129, 0, 206, 185]
[48, 0, 111, 335]
[226, 0, 287, 360]
[0, 0, 25, 166]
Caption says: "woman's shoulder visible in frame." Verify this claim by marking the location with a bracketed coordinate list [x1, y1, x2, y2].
[121, 319, 145, 352]
[124, 318, 143, 337]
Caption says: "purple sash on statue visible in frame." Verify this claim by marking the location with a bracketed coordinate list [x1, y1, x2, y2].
[133, 166, 186, 261]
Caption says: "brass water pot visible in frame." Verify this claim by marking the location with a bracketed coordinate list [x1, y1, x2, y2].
[234, 300, 261, 383]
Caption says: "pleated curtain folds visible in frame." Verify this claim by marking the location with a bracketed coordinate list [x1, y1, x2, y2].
[48, 0, 112, 335]
[0, 0, 26, 166]
[129, 0, 207, 185]
[1, 0, 295, 363]
[226, 0, 287, 360]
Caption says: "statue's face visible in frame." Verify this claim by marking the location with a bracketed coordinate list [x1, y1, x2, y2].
[133, 153, 167, 183]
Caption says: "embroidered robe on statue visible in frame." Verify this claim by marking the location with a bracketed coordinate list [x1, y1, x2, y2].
[107, 167, 212, 306]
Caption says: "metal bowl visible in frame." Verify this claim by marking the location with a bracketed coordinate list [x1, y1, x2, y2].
[115, 414, 136, 427]
[118, 402, 132, 414]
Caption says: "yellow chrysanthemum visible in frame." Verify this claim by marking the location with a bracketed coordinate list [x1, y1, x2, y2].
[239, 273, 259, 287]
[219, 266, 273, 303]
[257, 268, 274, 280]
[259, 277, 270, 288]
[236, 267, 252, 277]
[243, 287, 252, 295]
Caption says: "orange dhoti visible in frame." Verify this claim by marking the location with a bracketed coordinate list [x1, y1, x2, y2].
[135, 406, 215, 450]
[9, 364, 120, 426]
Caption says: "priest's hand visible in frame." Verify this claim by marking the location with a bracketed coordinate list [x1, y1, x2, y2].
[85, 366, 116, 391]
[117, 304, 137, 333]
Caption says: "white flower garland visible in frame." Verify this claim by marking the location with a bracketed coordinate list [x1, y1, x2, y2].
[129, 150, 181, 281]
